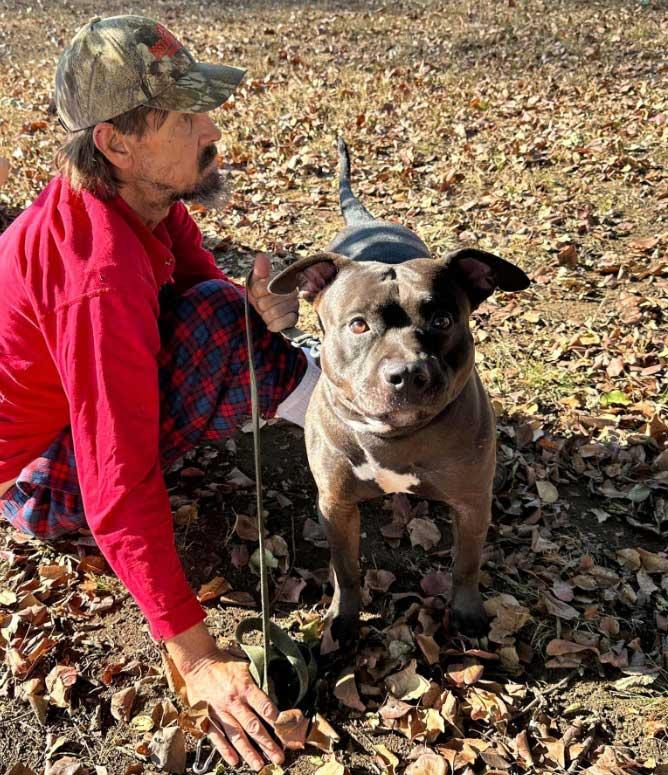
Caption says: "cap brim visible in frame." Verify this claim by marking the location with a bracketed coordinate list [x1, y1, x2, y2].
[145, 61, 246, 113]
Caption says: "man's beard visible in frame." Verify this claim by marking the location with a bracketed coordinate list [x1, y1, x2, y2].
[168, 144, 231, 209]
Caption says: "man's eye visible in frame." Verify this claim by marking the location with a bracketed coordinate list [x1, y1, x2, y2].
[349, 318, 369, 334]
[431, 313, 452, 330]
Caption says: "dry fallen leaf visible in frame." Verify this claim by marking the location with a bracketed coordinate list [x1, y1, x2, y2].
[45, 665, 78, 708]
[405, 754, 448, 775]
[44, 758, 84, 775]
[0, 157, 9, 188]
[148, 727, 186, 774]
[386, 659, 431, 701]
[110, 686, 137, 723]
[334, 667, 366, 712]
[196, 575, 231, 602]
[313, 761, 349, 775]
[306, 714, 340, 753]
[274, 709, 309, 750]
[234, 513, 260, 542]
[407, 518, 442, 551]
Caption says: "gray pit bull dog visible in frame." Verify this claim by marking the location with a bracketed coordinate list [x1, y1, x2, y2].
[269, 138, 530, 646]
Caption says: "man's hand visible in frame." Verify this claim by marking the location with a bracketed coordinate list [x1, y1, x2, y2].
[166, 622, 283, 771]
[248, 253, 335, 332]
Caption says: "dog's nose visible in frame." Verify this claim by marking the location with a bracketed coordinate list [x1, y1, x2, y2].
[382, 360, 431, 394]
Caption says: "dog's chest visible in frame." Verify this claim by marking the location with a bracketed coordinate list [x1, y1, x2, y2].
[350, 446, 420, 494]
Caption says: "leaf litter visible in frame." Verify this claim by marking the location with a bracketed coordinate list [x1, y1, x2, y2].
[1, 0, 667, 773]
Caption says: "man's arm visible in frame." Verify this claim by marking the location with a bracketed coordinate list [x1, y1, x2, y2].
[44, 287, 283, 770]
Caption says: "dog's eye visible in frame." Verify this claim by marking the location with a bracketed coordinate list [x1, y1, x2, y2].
[431, 313, 452, 330]
[349, 318, 369, 334]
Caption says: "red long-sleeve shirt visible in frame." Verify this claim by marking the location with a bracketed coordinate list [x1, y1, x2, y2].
[0, 175, 232, 638]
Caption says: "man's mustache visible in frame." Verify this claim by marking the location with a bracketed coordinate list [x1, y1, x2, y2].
[199, 144, 218, 172]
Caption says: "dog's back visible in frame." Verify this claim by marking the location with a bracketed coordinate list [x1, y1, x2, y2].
[328, 137, 431, 264]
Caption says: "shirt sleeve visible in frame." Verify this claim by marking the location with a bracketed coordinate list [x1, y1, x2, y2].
[43, 282, 205, 640]
[168, 202, 242, 293]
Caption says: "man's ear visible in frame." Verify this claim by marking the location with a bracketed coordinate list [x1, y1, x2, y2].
[268, 252, 352, 301]
[92, 123, 132, 169]
[445, 247, 530, 309]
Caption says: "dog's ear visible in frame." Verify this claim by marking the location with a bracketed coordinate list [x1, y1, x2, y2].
[268, 252, 352, 302]
[445, 247, 530, 309]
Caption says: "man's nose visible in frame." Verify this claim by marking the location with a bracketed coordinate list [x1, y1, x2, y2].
[200, 113, 222, 144]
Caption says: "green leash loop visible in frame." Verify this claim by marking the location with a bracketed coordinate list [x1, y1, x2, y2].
[239, 269, 315, 707]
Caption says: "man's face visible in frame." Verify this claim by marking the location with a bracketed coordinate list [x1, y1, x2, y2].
[125, 110, 226, 207]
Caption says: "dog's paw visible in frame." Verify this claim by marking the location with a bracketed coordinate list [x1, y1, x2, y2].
[322, 606, 360, 653]
[451, 593, 489, 637]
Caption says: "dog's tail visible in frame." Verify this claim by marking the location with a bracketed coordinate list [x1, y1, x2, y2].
[338, 136, 375, 226]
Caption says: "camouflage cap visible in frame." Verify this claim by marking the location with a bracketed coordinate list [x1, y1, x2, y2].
[55, 15, 246, 132]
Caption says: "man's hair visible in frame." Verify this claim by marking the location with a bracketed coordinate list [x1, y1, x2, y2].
[55, 105, 168, 199]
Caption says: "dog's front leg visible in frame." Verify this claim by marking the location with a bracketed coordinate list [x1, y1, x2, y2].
[447, 491, 491, 636]
[318, 497, 361, 647]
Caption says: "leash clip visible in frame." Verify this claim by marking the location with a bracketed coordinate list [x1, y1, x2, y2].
[193, 735, 219, 775]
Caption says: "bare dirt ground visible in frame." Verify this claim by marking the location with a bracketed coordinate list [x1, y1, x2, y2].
[0, 1, 667, 774]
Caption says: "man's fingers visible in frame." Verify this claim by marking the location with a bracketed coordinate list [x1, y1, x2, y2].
[246, 683, 279, 725]
[252, 253, 272, 282]
[206, 719, 240, 768]
[255, 289, 298, 313]
[237, 706, 284, 765]
[267, 311, 298, 332]
[216, 711, 265, 771]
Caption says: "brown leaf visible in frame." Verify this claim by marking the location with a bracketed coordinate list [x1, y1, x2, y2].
[196, 575, 231, 602]
[546, 639, 598, 657]
[629, 236, 658, 251]
[416, 634, 440, 665]
[542, 737, 567, 768]
[274, 709, 308, 750]
[374, 743, 400, 774]
[637, 548, 668, 574]
[314, 762, 348, 775]
[407, 518, 441, 551]
[552, 579, 574, 602]
[306, 714, 340, 753]
[447, 662, 484, 686]
[148, 727, 186, 774]
[76, 555, 107, 575]
[44, 758, 85, 775]
[405, 754, 448, 775]
[275, 576, 307, 603]
[557, 244, 578, 267]
[386, 660, 431, 701]
[420, 571, 451, 596]
[6, 765, 37, 775]
[364, 569, 396, 593]
[218, 590, 256, 607]
[45, 665, 78, 708]
[514, 730, 534, 767]
[334, 668, 366, 711]
[111, 686, 137, 723]
[0, 158, 10, 188]
[541, 592, 580, 620]
[234, 513, 259, 542]
[160, 650, 188, 704]
[380, 695, 413, 720]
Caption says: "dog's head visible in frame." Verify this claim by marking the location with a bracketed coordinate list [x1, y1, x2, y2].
[269, 249, 529, 432]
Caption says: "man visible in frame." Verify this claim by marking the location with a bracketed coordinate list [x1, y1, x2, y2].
[0, 15, 327, 771]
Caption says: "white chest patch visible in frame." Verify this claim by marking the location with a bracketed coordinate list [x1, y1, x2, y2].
[352, 450, 420, 494]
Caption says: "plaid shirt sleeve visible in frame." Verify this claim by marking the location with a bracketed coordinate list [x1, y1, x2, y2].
[42, 285, 205, 640]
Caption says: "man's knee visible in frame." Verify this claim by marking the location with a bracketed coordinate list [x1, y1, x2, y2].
[177, 279, 245, 328]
